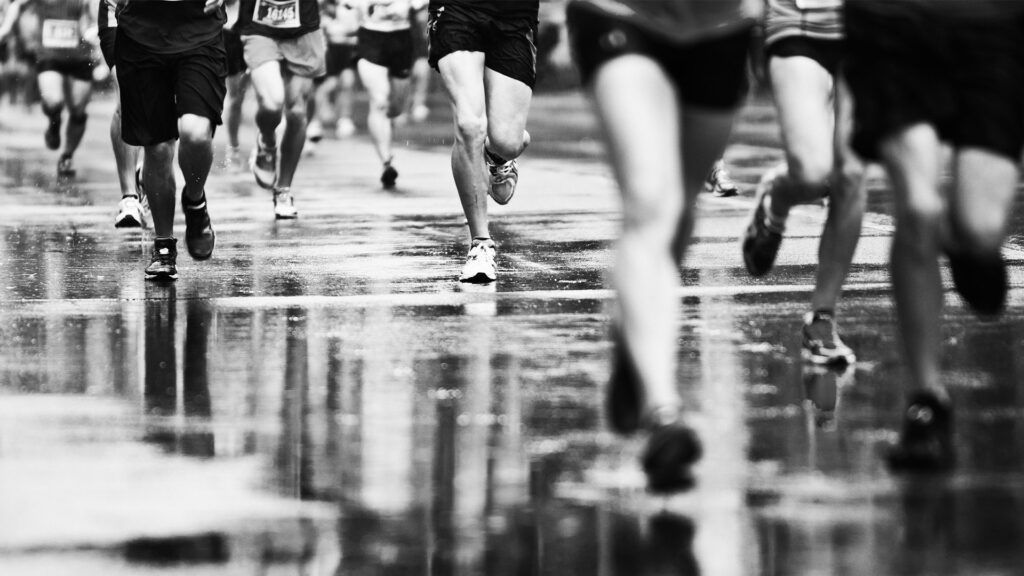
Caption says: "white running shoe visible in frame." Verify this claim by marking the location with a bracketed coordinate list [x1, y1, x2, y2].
[485, 154, 519, 205]
[459, 239, 497, 283]
[250, 138, 278, 189]
[114, 195, 145, 228]
[307, 119, 324, 143]
[273, 187, 298, 220]
[336, 117, 356, 138]
[410, 104, 430, 123]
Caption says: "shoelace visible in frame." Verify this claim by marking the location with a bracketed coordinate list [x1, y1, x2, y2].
[490, 161, 515, 181]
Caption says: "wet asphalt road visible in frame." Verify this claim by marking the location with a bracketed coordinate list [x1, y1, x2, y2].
[3, 88, 1024, 575]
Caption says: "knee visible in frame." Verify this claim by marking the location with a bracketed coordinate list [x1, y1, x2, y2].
[487, 126, 527, 160]
[831, 159, 867, 202]
[787, 153, 832, 191]
[621, 179, 683, 239]
[67, 105, 88, 123]
[178, 116, 213, 146]
[951, 212, 1006, 255]
[41, 101, 63, 117]
[454, 111, 487, 149]
[896, 193, 945, 248]
[259, 94, 285, 116]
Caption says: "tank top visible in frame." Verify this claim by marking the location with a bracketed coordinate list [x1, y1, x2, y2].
[117, 0, 226, 54]
[353, 0, 416, 32]
[569, 0, 760, 44]
[764, 0, 843, 46]
[237, 0, 321, 38]
[35, 0, 90, 61]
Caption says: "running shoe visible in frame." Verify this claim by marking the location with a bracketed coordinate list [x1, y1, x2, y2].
[947, 250, 1007, 317]
[145, 237, 178, 281]
[459, 238, 497, 283]
[307, 118, 324, 143]
[607, 326, 644, 435]
[642, 420, 703, 493]
[45, 118, 61, 150]
[250, 138, 278, 189]
[742, 167, 785, 277]
[380, 160, 398, 189]
[181, 190, 215, 260]
[114, 195, 145, 228]
[886, 390, 955, 472]
[801, 310, 856, 366]
[57, 155, 75, 177]
[485, 153, 519, 205]
[223, 145, 243, 172]
[411, 104, 430, 123]
[704, 160, 739, 197]
[336, 117, 357, 138]
[273, 187, 298, 220]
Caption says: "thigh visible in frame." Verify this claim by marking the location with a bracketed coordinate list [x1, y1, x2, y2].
[36, 69, 64, 103]
[281, 29, 327, 79]
[175, 41, 227, 125]
[357, 58, 392, 103]
[249, 59, 286, 108]
[591, 54, 682, 218]
[483, 66, 532, 145]
[116, 52, 178, 146]
[438, 50, 486, 118]
[427, 3, 486, 71]
[770, 55, 836, 171]
[484, 18, 537, 89]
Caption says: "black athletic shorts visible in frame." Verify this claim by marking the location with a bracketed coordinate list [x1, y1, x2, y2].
[37, 58, 94, 81]
[224, 27, 246, 76]
[357, 28, 413, 79]
[326, 42, 356, 76]
[767, 36, 843, 77]
[427, 3, 538, 89]
[99, 27, 117, 68]
[116, 32, 227, 146]
[566, 3, 752, 110]
[844, 2, 1024, 161]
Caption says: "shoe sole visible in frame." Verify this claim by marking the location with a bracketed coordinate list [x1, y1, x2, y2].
[459, 272, 496, 284]
[145, 271, 178, 281]
[187, 239, 215, 261]
[801, 347, 856, 366]
[114, 215, 142, 228]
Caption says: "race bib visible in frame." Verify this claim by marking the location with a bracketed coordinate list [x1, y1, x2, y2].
[795, 0, 842, 9]
[41, 19, 81, 49]
[253, 0, 301, 28]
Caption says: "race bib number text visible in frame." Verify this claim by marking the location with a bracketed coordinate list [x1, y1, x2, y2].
[41, 19, 81, 49]
[254, 0, 301, 28]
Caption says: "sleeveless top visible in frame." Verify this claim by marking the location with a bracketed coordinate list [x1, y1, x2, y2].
[117, 0, 226, 54]
[35, 0, 90, 61]
[764, 0, 843, 46]
[569, 0, 761, 44]
[353, 0, 423, 33]
[237, 0, 320, 38]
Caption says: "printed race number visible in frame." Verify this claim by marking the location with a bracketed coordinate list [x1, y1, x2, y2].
[254, 0, 301, 28]
[41, 19, 81, 49]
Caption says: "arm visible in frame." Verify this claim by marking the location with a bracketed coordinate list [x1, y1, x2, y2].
[0, 0, 30, 44]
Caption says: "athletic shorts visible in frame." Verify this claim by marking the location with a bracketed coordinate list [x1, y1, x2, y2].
[224, 27, 246, 76]
[37, 58, 94, 81]
[357, 28, 413, 79]
[99, 27, 116, 69]
[427, 3, 538, 89]
[115, 32, 227, 146]
[766, 36, 843, 76]
[566, 4, 752, 110]
[844, 2, 1024, 161]
[242, 29, 327, 79]
[326, 42, 356, 76]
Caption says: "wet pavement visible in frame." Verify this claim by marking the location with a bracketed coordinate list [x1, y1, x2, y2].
[3, 89, 1024, 575]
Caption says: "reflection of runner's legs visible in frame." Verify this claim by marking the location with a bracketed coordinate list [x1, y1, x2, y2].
[568, 0, 756, 492]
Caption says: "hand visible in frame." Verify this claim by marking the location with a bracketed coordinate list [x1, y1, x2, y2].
[204, 0, 224, 14]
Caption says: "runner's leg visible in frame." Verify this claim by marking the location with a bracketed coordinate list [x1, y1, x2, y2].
[438, 51, 489, 240]
[276, 72, 314, 189]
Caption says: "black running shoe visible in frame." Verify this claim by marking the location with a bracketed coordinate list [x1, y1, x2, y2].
[802, 311, 856, 366]
[145, 237, 178, 281]
[742, 167, 785, 277]
[948, 250, 1007, 317]
[886, 390, 954, 472]
[381, 161, 398, 189]
[642, 422, 703, 493]
[181, 190, 215, 260]
[57, 154, 75, 178]
[607, 327, 644, 435]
